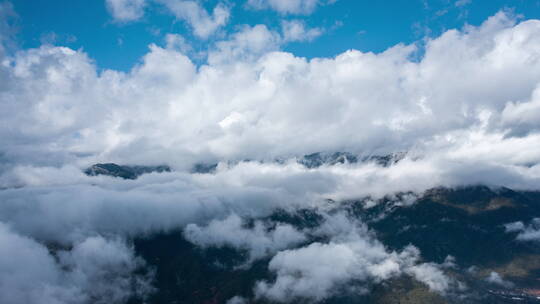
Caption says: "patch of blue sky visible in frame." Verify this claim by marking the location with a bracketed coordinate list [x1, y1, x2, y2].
[9, 0, 540, 71]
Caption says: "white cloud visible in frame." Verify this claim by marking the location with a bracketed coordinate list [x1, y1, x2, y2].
[255, 213, 455, 302]
[158, 0, 230, 39]
[405, 262, 452, 293]
[247, 0, 321, 15]
[105, 0, 146, 22]
[226, 296, 248, 304]
[3, 12, 540, 170]
[57, 236, 154, 303]
[0, 164, 305, 244]
[105, 0, 229, 37]
[504, 221, 525, 232]
[485, 271, 514, 288]
[501, 86, 540, 135]
[0, 222, 69, 304]
[209, 24, 281, 64]
[0, 222, 152, 304]
[281, 20, 322, 42]
[164, 33, 192, 54]
[184, 213, 306, 263]
[505, 218, 540, 241]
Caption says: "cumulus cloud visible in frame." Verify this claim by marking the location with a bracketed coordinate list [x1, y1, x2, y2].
[2, 11, 540, 172]
[164, 33, 192, 54]
[158, 0, 229, 39]
[485, 271, 514, 288]
[281, 19, 322, 42]
[0, 222, 152, 304]
[247, 0, 322, 15]
[209, 20, 322, 63]
[184, 213, 306, 263]
[405, 261, 453, 293]
[0, 222, 70, 304]
[505, 218, 540, 241]
[57, 236, 154, 303]
[0, 167, 305, 244]
[105, 0, 146, 22]
[209, 24, 281, 64]
[501, 86, 540, 135]
[255, 213, 455, 301]
[105, 0, 228, 37]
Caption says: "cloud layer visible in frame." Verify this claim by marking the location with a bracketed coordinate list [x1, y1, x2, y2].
[255, 213, 456, 301]
[0, 223, 152, 304]
[2, 12, 540, 173]
[185, 213, 306, 263]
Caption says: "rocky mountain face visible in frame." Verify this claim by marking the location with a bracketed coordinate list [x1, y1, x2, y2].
[87, 152, 407, 178]
[297, 151, 407, 168]
[188, 151, 408, 175]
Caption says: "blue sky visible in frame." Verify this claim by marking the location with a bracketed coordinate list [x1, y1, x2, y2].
[9, 0, 540, 71]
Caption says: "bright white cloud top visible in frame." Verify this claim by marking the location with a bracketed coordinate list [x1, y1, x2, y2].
[1, 12, 540, 171]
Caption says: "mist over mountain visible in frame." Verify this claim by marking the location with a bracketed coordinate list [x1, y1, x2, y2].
[2, 2, 540, 304]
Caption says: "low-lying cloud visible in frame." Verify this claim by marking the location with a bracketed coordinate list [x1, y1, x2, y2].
[255, 213, 457, 301]
[505, 218, 540, 242]
[185, 213, 306, 264]
[0, 223, 152, 304]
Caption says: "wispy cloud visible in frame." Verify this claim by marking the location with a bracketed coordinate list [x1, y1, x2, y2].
[105, 0, 146, 22]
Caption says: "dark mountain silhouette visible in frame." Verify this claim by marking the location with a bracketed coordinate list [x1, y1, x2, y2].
[84, 163, 171, 179]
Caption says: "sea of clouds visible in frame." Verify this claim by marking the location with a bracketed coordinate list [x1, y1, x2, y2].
[1, 3, 540, 302]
